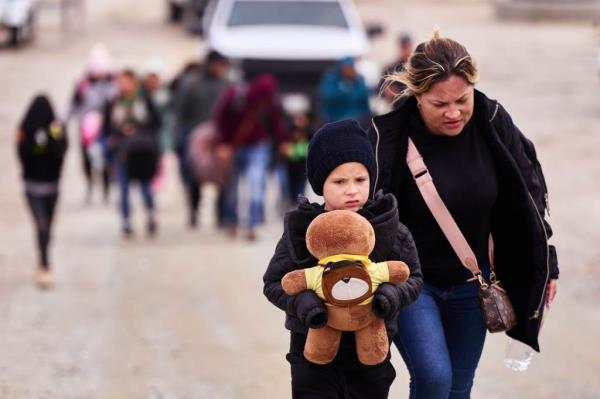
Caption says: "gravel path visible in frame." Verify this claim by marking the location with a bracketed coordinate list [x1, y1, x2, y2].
[0, 1, 598, 397]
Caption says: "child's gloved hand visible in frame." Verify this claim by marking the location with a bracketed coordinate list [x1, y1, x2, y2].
[291, 291, 328, 329]
[372, 283, 401, 319]
[302, 305, 328, 329]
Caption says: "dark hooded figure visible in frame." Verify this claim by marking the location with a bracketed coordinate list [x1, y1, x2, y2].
[16, 94, 68, 289]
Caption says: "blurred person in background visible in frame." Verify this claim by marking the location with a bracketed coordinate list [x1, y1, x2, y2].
[275, 93, 312, 211]
[281, 111, 310, 207]
[169, 61, 202, 104]
[379, 33, 414, 108]
[168, 60, 202, 149]
[66, 43, 117, 204]
[142, 57, 171, 193]
[215, 74, 286, 241]
[374, 29, 559, 398]
[318, 56, 371, 127]
[173, 51, 230, 228]
[142, 57, 171, 148]
[16, 95, 68, 289]
[103, 69, 161, 238]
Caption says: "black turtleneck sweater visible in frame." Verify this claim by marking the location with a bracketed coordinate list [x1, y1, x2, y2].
[396, 111, 498, 287]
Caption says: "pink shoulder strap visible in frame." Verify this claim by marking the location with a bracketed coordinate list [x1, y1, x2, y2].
[406, 138, 482, 276]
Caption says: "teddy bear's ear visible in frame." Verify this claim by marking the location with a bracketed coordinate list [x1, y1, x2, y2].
[306, 210, 375, 259]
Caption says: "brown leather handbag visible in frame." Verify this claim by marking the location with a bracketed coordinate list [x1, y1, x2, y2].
[469, 264, 517, 332]
[406, 138, 517, 333]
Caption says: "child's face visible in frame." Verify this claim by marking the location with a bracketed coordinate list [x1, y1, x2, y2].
[323, 162, 370, 212]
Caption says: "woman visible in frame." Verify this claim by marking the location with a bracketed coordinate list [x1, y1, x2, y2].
[103, 69, 161, 238]
[67, 43, 116, 204]
[371, 30, 559, 398]
[17, 95, 68, 289]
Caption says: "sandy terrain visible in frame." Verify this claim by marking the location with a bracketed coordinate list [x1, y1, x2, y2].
[0, 0, 599, 397]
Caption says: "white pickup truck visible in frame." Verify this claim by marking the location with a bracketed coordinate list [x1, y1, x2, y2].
[0, 0, 35, 47]
[202, 0, 381, 104]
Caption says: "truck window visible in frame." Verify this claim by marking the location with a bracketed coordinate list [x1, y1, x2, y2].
[227, 1, 349, 28]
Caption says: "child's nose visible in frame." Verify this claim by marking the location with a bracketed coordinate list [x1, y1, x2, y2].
[346, 184, 359, 195]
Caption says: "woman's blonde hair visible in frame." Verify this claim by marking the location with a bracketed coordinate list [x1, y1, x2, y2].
[383, 27, 479, 100]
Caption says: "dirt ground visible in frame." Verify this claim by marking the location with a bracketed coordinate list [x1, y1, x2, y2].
[0, 0, 599, 398]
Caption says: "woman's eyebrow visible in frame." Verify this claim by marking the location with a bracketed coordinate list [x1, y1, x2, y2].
[431, 99, 447, 105]
[432, 94, 469, 105]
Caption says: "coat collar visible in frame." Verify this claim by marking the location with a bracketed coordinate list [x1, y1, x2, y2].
[283, 193, 401, 265]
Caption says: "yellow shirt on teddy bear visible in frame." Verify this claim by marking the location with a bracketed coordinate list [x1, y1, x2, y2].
[304, 254, 389, 306]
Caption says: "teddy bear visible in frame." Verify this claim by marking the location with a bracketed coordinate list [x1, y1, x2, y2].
[281, 210, 410, 366]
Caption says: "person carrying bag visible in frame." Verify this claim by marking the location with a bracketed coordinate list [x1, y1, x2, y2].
[406, 138, 517, 333]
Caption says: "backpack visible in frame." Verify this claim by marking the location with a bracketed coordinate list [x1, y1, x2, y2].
[123, 133, 159, 181]
[187, 121, 232, 187]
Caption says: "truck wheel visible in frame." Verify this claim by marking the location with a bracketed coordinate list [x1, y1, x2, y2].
[9, 26, 20, 47]
[169, 3, 184, 22]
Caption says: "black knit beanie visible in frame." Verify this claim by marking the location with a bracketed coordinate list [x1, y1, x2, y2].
[306, 119, 376, 196]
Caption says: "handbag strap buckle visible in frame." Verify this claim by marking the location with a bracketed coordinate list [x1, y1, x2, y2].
[468, 273, 489, 288]
[489, 271, 498, 284]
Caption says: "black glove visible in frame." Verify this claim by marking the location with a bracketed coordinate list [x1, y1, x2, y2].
[302, 306, 328, 329]
[372, 283, 401, 319]
[292, 290, 328, 329]
[372, 292, 393, 319]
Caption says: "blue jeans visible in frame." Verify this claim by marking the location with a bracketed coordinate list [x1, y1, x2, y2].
[116, 163, 154, 221]
[393, 270, 489, 399]
[175, 126, 194, 184]
[223, 141, 270, 229]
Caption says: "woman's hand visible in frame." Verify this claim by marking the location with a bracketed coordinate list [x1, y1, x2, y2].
[546, 279, 558, 307]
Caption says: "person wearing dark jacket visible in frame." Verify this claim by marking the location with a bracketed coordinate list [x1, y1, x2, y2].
[371, 30, 559, 399]
[379, 33, 413, 108]
[263, 120, 422, 398]
[104, 69, 161, 237]
[16, 94, 68, 289]
[318, 57, 371, 127]
[173, 51, 230, 228]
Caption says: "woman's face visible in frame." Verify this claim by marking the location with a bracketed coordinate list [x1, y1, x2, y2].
[416, 75, 474, 137]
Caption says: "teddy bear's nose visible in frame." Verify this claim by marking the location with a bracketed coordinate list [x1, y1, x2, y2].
[342, 277, 351, 283]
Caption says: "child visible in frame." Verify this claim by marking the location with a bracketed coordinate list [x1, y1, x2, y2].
[283, 112, 310, 206]
[263, 119, 423, 398]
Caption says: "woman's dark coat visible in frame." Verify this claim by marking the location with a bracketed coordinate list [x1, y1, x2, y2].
[369, 90, 558, 351]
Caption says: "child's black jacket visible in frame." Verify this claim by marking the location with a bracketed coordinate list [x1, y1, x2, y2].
[263, 192, 423, 340]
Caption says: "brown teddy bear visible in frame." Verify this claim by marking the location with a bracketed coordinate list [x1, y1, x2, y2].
[281, 210, 410, 365]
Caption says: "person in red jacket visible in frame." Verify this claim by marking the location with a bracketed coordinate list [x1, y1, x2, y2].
[215, 74, 286, 240]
